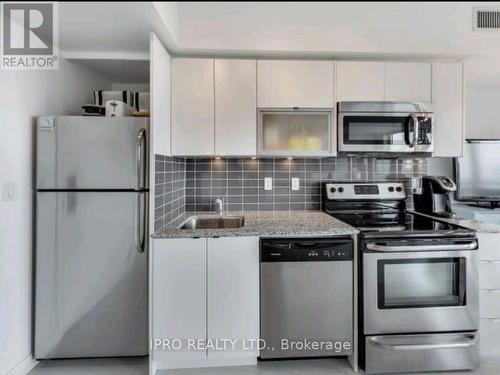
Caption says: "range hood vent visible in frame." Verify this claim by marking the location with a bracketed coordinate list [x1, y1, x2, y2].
[474, 8, 500, 30]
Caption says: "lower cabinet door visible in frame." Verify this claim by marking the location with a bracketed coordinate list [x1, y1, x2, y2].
[207, 237, 260, 359]
[152, 238, 207, 362]
[480, 290, 500, 318]
[480, 318, 500, 354]
[478, 233, 500, 261]
[480, 261, 500, 289]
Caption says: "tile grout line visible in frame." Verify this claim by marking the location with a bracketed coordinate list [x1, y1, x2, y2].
[272, 158, 276, 212]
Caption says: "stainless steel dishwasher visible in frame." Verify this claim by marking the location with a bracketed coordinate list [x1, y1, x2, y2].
[260, 237, 353, 359]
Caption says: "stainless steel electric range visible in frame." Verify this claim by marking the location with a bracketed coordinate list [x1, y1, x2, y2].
[323, 181, 480, 374]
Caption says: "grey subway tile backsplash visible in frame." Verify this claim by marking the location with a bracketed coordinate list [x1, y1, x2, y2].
[153, 154, 186, 232]
[182, 157, 427, 214]
[154, 155, 429, 230]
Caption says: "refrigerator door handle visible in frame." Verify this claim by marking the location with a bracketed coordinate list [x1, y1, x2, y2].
[136, 192, 145, 253]
[136, 129, 146, 190]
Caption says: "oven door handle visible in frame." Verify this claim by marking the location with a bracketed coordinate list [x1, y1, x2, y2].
[368, 334, 478, 351]
[365, 241, 477, 252]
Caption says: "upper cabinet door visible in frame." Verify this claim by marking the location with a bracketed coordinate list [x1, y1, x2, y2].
[432, 62, 464, 157]
[172, 58, 214, 155]
[385, 62, 432, 102]
[257, 60, 334, 108]
[336, 61, 385, 102]
[215, 59, 257, 156]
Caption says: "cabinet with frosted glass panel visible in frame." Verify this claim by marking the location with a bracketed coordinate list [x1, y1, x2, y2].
[257, 109, 336, 156]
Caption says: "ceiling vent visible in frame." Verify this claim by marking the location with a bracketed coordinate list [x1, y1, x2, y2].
[474, 8, 500, 30]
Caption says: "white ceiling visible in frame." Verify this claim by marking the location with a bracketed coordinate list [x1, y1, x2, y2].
[175, 2, 500, 59]
[59, 2, 174, 58]
[58, 2, 500, 87]
[70, 59, 150, 84]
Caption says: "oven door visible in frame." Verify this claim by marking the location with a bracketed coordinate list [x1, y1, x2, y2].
[338, 112, 432, 153]
[363, 242, 479, 335]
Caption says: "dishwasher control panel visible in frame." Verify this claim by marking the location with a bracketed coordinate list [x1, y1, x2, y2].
[261, 238, 353, 262]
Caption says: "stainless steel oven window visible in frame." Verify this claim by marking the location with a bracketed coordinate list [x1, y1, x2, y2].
[377, 257, 467, 309]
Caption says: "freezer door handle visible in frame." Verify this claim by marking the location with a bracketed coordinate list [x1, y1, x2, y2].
[136, 128, 146, 190]
[136, 192, 146, 253]
[368, 334, 478, 351]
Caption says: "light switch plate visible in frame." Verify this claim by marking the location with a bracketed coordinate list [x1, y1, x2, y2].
[291, 178, 300, 191]
[2, 181, 17, 201]
[264, 177, 273, 191]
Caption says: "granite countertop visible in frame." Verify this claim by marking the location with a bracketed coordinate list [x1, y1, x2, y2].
[153, 211, 359, 239]
[411, 211, 500, 234]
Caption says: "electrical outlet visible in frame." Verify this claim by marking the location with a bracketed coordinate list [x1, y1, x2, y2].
[291, 178, 300, 191]
[2, 181, 17, 202]
[264, 177, 273, 191]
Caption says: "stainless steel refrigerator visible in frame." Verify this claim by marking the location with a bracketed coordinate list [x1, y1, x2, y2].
[34, 116, 149, 359]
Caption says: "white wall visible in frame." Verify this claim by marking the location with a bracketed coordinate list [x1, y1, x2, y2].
[0, 59, 110, 375]
[466, 89, 500, 139]
[428, 158, 454, 178]
[111, 83, 150, 92]
[153, 2, 178, 47]
[176, 2, 500, 57]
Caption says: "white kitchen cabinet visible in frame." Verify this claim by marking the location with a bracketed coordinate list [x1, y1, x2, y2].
[172, 58, 214, 155]
[215, 59, 257, 156]
[152, 238, 207, 362]
[466, 89, 500, 139]
[208, 237, 260, 359]
[336, 61, 385, 102]
[477, 232, 500, 354]
[432, 62, 464, 157]
[152, 237, 260, 369]
[384, 62, 432, 102]
[478, 232, 500, 261]
[480, 318, 500, 354]
[257, 60, 335, 108]
[480, 261, 500, 290]
[150, 33, 171, 156]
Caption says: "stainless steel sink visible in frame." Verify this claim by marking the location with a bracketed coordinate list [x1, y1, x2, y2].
[179, 216, 245, 229]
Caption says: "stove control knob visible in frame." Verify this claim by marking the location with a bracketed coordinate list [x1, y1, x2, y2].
[338, 187, 344, 193]
[388, 186, 394, 192]
[330, 187, 336, 193]
[396, 186, 402, 192]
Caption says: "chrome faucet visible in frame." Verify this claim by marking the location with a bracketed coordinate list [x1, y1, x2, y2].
[215, 198, 224, 215]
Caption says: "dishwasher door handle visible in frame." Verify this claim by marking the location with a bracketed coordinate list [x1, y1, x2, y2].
[366, 241, 477, 253]
[295, 241, 320, 248]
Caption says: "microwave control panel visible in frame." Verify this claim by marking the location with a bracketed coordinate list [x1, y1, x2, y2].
[418, 116, 432, 145]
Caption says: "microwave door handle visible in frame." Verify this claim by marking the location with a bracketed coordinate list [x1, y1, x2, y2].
[366, 242, 477, 252]
[406, 113, 419, 148]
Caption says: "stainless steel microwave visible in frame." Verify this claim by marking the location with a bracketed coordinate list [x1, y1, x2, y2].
[338, 102, 434, 154]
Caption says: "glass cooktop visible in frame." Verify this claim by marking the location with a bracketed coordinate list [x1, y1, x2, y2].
[329, 211, 462, 234]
